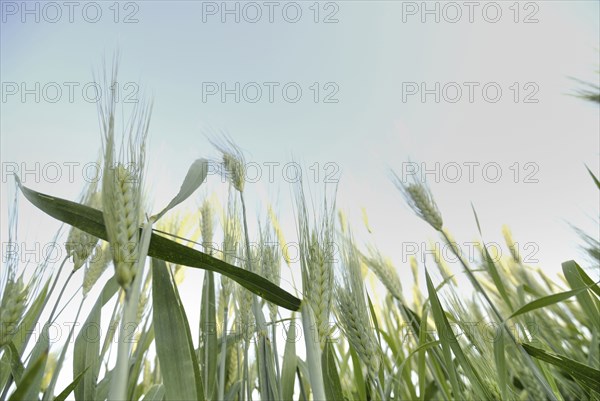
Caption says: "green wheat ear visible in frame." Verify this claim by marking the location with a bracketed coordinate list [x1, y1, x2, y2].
[65, 180, 101, 271]
[335, 239, 381, 383]
[391, 169, 443, 231]
[99, 71, 151, 291]
[211, 136, 247, 193]
[0, 276, 28, 346]
[82, 241, 111, 297]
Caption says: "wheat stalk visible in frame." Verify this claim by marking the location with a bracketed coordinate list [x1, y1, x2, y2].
[96, 60, 154, 401]
[99, 65, 151, 292]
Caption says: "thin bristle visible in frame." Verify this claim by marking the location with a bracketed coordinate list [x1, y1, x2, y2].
[99, 65, 151, 291]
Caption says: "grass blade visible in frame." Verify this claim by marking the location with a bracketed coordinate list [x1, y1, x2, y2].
[53, 368, 88, 401]
[20, 321, 50, 400]
[508, 286, 591, 320]
[142, 385, 166, 401]
[3, 343, 24, 385]
[493, 329, 508, 400]
[16, 180, 301, 311]
[470, 205, 513, 308]
[585, 165, 600, 190]
[281, 316, 297, 401]
[8, 351, 47, 401]
[74, 277, 118, 401]
[562, 260, 600, 331]
[199, 271, 217, 400]
[301, 302, 326, 401]
[521, 343, 600, 393]
[257, 333, 280, 401]
[425, 269, 494, 400]
[572, 263, 600, 298]
[127, 321, 156, 400]
[322, 341, 344, 401]
[349, 347, 367, 401]
[151, 159, 209, 222]
[152, 258, 203, 401]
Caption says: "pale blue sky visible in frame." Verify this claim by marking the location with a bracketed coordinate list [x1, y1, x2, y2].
[3, 0, 598, 267]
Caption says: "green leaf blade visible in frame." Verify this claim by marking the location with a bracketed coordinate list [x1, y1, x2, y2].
[152, 258, 203, 401]
[16, 180, 301, 311]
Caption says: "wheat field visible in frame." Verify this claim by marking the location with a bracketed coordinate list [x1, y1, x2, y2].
[0, 68, 599, 401]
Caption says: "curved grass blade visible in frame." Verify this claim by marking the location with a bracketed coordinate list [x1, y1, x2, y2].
[74, 277, 118, 401]
[425, 269, 494, 400]
[20, 322, 50, 401]
[395, 340, 441, 376]
[16, 179, 301, 311]
[54, 368, 88, 401]
[94, 369, 112, 401]
[572, 263, 600, 298]
[425, 271, 461, 400]
[322, 341, 344, 401]
[296, 360, 311, 401]
[8, 351, 47, 401]
[493, 329, 508, 401]
[585, 165, 600, 190]
[508, 285, 594, 320]
[521, 343, 600, 394]
[281, 316, 297, 401]
[2, 342, 24, 385]
[563, 260, 600, 331]
[349, 347, 367, 401]
[127, 321, 156, 400]
[470, 204, 512, 308]
[225, 382, 242, 401]
[151, 158, 209, 222]
[142, 385, 165, 401]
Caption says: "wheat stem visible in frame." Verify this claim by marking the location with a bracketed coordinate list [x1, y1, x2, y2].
[217, 303, 229, 401]
[301, 301, 326, 401]
[42, 296, 84, 401]
[109, 221, 153, 401]
[48, 265, 75, 323]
